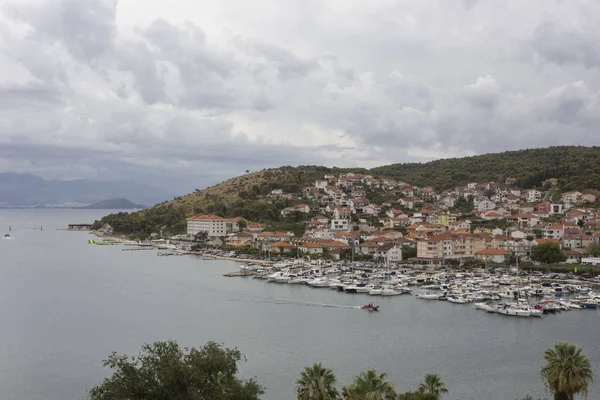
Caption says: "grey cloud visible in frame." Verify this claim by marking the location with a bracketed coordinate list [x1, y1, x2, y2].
[461, 76, 500, 109]
[5, 0, 117, 61]
[2, 0, 600, 194]
[234, 38, 320, 79]
[0, 81, 65, 111]
[531, 22, 600, 68]
[114, 41, 167, 104]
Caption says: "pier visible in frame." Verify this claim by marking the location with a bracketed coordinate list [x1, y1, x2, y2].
[121, 247, 156, 251]
[67, 224, 93, 231]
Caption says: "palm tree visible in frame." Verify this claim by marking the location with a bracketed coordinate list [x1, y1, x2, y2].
[541, 342, 594, 400]
[296, 363, 339, 400]
[417, 374, 448, 399]
[342, 369, 396, 400]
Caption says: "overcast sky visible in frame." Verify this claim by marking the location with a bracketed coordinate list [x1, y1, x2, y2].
[1, 0, 599, 194]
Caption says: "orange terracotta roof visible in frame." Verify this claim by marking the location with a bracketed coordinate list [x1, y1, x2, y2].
[535, 239, 560, 245]
[273, 232, 292, 237]
[360, 241, 379, 247]
[269, 241, 295, 248]
[476, 248, 511, 256]
[187, 214, 224, 220]
[301, 242, 323, 249]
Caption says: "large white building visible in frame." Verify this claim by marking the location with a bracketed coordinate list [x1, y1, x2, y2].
[186, 214, 227, 237]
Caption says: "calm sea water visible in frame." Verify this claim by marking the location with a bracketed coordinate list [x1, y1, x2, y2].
[0, 209, 598, 400]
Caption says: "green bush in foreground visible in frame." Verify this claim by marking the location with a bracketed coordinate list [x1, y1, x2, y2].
[89, 341, 593, 400]
[89, 341, 263, 400]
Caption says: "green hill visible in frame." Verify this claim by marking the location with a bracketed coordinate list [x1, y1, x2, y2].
[371, 146, 600, 191]
[97, 166, 365, 236]
[97, 146, 600, 237]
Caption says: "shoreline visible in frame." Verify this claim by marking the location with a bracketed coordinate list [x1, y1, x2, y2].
[90, 230, 270, 265]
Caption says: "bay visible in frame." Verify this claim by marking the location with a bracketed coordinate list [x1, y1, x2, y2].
[0, 209, 598, 400]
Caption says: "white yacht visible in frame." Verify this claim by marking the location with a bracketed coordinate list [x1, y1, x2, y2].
[496, 304, 531, 317]
[416, 292, 441, 300]
[447, 295, 469, 304]
[307, 278, 330, 288]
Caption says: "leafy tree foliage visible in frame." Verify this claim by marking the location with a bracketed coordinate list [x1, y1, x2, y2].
[342, 369, 397, 400]
[584, 243, 600, 257]
[89, 341, 264, 400]
[532, 243, 567, 264]
[403, 246, 417, 260]
[417, 374, 448, 400]
[296, 363, 339, 400]
[452, 196, 474, 213]
[540, 342, 594, 400]
[397, 392, 437, 400]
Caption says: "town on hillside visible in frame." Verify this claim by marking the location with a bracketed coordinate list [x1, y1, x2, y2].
[161, 173, 599, 266]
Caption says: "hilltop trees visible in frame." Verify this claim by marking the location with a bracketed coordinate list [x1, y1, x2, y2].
[541, 342, 594, 400]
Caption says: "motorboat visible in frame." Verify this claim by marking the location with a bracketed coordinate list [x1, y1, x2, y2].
[3, 234, 10, 238]
[307, 278, 330, 287]
[496, 304, 531, 317]
[360, 303, 379, 311]
[447, 295, 469, 304]
[530, 308, 544, 317]
[415, 292, 441, 300]
[267, 272, 285, 282]
[357, 284, 376, 293]
[474, 302, 495, 312]
[382, 288, 402, 296]
[368, 288, 384, 295]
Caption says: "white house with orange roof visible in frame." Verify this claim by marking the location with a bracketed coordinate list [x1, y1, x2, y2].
[315, 180, 329, 189]
[333, 205, 352, 220]
[475, 199, 496, 212]
[562, 191, 583, 204]
[475, 248, 511, 263]
[543, 224, 565, 240]
[299, 242, 324, 255]
[525, 189, 542, 203]
[186, 214, 227, 236]
[330, 219, 349, 231]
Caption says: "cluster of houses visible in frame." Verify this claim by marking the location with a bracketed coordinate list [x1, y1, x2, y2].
[185, 173, 600, 264]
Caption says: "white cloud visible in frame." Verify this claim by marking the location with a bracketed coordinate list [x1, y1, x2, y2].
[1, 0, 600, 193]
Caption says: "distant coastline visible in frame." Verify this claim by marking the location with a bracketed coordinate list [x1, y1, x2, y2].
[0, 198, 146, 210]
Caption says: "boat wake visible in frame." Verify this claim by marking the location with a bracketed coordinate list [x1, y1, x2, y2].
[269, 297, 360, 309]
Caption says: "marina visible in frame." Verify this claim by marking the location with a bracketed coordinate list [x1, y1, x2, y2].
[232, 260, 600, 318]
[2, 209, 600, 400]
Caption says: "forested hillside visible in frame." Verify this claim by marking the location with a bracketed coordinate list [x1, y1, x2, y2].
[371, 146, 600, 191]
[98, 146, 600, 237]
[98, 166, 365, 236]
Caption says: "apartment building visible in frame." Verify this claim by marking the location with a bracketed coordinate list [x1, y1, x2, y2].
[417, 233, 487, 261]
[186, 214, 227, 236]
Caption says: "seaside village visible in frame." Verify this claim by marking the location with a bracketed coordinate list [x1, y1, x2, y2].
[182, 173, 600, 268]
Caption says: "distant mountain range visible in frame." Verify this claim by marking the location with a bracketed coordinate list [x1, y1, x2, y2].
[0, 173, 172, 207]
[80, 198, 146, 209]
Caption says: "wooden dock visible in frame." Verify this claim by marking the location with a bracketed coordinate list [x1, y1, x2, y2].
[223, 271, 255, 277]
[122, 247, 156, 251]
